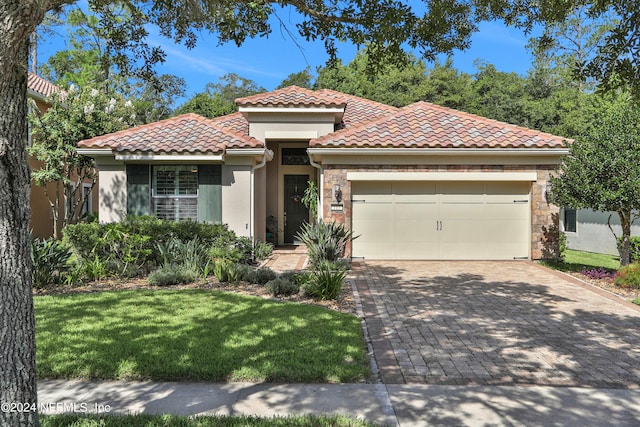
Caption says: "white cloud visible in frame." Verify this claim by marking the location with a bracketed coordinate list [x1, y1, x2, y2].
[158, 42, 283, 79]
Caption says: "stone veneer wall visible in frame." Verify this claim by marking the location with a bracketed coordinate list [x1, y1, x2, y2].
[322, 164, 560, 260]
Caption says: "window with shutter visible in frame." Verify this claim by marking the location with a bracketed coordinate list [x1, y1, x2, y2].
[152, 165, 199, 221]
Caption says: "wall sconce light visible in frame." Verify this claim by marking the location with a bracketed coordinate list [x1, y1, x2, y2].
[333, 184, 342, 203]
[545, 181, 552, 203]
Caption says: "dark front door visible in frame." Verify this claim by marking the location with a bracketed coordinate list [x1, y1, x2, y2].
[284, 175, 309, 244]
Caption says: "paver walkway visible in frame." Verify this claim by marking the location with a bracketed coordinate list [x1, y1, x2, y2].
[262, 245, 307, 273]
[352, 261, 640, 388]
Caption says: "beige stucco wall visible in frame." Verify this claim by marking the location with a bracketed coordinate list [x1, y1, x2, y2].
[222, 163, 252, 238]
[254, 165, 267, 242]
[265, 143, 280, 228]
[322, 163, 560, 260]
[95, 159, 126, 224]
[247, 112, 335, 141]
[29, 157, 100, 239]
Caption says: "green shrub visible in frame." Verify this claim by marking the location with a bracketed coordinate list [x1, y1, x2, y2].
[148, 265, 199, 286]
[31, 237, 72, 289]
[236, 264, 255, 282]
[254, 240, 274, 261]
[296, 221, 356, 266]
[279, 270, 312, 286]
[63, 216, 239, 277]
[616, 236, 640, 263]
[614, 263, 640, 289]
[631, 237, 640, 263]
[303, 261, 347, 300]
[61, 264, 84, 287]
[559, 232, 567, 261]
[265, 278, 300, 296]
[213, 259, 242, 284]
[81, 256, 108, 281]
[249, 267, 277, 285]
[157, 237, 209, 273]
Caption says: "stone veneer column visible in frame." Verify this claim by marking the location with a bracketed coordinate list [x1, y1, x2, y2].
[531, 166, 560, 259]
[323, 167, 352, 256]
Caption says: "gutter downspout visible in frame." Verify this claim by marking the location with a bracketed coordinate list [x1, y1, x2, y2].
[250, 149, 273, 244]
[308, 154, 322, 222]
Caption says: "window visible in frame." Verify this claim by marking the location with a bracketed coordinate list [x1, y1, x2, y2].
[564, 208, 577, 233]
[152, 165, 198, 221]
[282, 147, 310, 165]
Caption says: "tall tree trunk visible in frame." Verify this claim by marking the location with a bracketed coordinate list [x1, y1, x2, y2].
[0, 52, 38, 427]
[619, 210, 632, 267]
[1, 2, 48, 425]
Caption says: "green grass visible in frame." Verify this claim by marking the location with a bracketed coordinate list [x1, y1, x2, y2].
[539, 249, 620, 273]
[35, 290, 368, 383]
[41, 413, 379, 426]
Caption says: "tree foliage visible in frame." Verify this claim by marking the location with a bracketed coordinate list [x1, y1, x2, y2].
[28, 86, 136, 237]
[39, 7, 185, 122]
[176, 73, 265, 118]
[550, 99, 640, 266]
[277, 67, 315, 89]
[315, 50, 434, 107]
[132, 74, 186, 123]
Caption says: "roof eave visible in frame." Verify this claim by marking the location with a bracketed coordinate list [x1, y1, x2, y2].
[77, 148, 114, 156]
[308, 147, 570, 156]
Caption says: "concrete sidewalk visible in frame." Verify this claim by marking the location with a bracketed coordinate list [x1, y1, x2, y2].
[38, 380, 640, 426]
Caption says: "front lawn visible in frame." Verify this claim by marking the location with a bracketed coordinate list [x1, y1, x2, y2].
[539, 249, 619, 272]
[42, 414, 379, 427]
[35, 290, 368, 383]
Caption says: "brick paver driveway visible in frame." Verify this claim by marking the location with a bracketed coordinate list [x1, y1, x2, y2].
[352, 261, 640, 388]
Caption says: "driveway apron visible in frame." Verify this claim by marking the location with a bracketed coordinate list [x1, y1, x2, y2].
[352, 261, 640, 388]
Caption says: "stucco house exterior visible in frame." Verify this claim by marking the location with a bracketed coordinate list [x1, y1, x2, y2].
[77, 86, 569, 260]
[560, 208, 640, 256]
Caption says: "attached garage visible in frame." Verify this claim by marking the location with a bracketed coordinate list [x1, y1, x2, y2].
[350, 174, 533, 260]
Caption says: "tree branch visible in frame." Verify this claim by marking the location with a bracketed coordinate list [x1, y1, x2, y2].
[275, 0, 360, 25]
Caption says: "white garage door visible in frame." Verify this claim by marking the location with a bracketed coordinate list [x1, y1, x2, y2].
[351, 181, 530, 260]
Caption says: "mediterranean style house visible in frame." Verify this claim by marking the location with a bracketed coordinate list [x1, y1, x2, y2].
[78, 86, 570, 260]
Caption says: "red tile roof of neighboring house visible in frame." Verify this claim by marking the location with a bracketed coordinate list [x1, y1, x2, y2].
[27, 72, 64, 100]
[78, 113, 263, 153]
[236, 86, 347, 108]
[310, 101, 570, 149]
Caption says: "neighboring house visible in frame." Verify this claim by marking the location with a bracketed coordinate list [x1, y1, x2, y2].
[77, 86, 569, 260]
[28, 72, 98, 238]
[560, 208, 640, 256]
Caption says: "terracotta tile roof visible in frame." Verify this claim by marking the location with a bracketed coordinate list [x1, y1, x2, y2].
[236, 86, 347, 108]
[27, 72, 64, 99]
[310, 101, 569, 149]
[78, 113, 263, 153]
[210, 112, 249, 138]
[317, 89, 398, 129]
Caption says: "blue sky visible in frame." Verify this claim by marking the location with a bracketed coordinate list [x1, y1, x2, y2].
[37, 5, 540, 101]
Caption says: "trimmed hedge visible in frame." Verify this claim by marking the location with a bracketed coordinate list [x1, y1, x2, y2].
[63, 216, 237, 277]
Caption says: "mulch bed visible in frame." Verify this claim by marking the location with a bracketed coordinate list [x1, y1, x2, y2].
[567, 272, 640, 301]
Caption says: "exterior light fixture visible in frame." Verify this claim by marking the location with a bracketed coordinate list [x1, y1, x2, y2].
[333, 184, 342, 203]
[545, 181, 552, 203]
